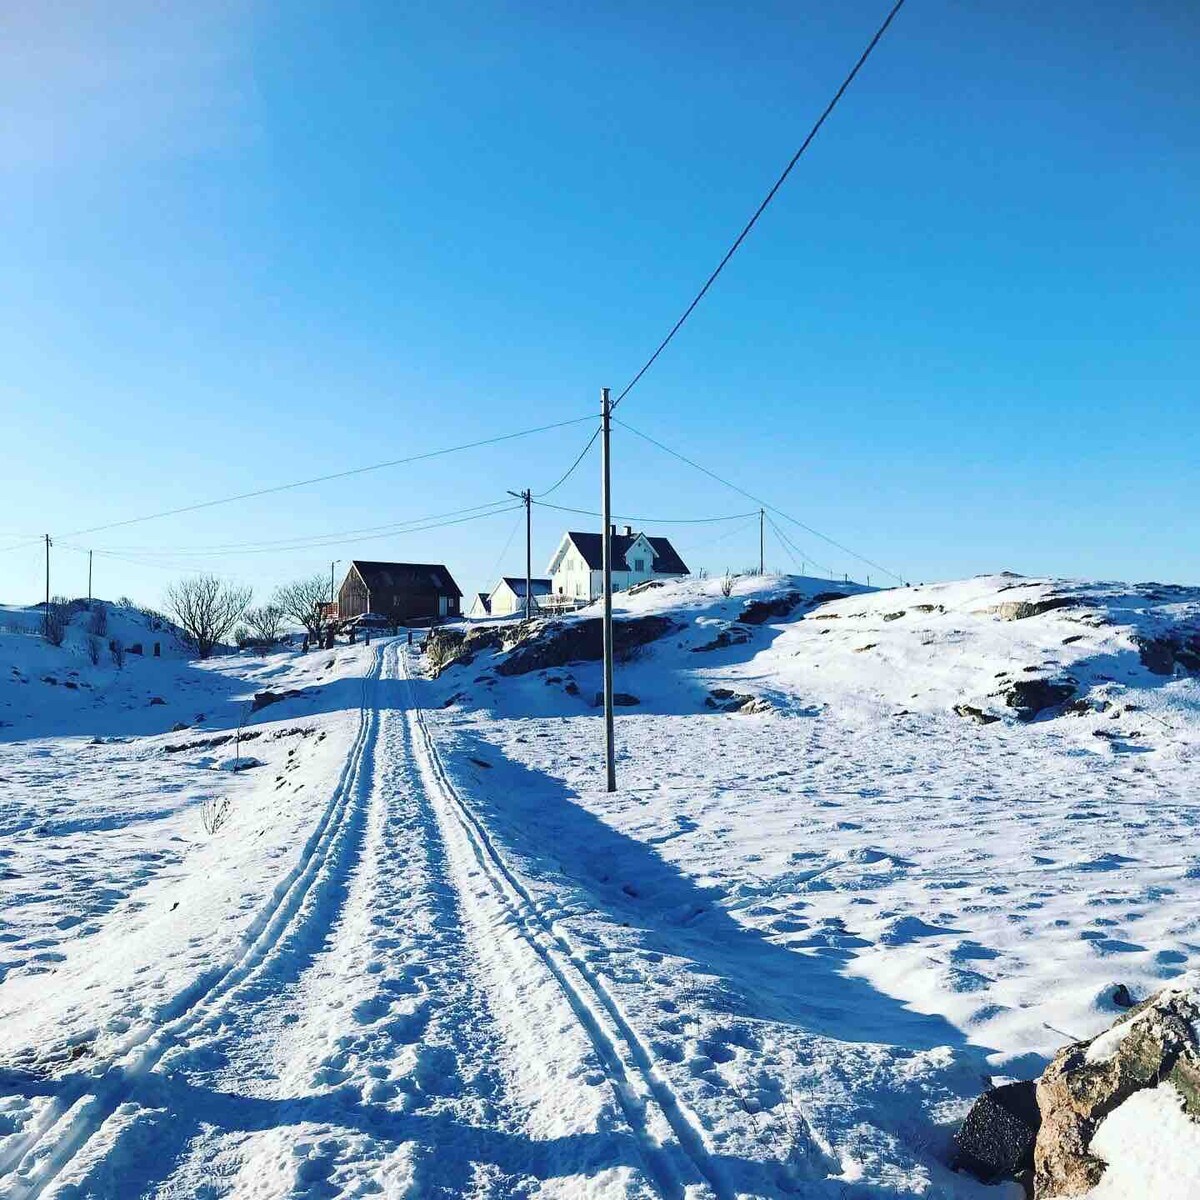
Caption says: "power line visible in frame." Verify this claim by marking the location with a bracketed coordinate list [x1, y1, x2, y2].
[62, 503, 524, 569]
[86, 498, 518, 557]
[610, 0, 908, 412]
[536, 426, 600, 498]
[59, 415, 594, 540]
[616, 418, 903, 583]
[534, 499, 758, 525]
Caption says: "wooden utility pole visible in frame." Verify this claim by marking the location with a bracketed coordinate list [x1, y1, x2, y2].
[759, 509, 765, 575]
[600, 389, 616, 792]
[87, 549, 93, 603]
[330, 561, 340, 605]
[44, 534, 51, 611]
[507, 488, 533, 619]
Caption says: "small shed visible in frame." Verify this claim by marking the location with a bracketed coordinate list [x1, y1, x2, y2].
[488, 576, 552, 617]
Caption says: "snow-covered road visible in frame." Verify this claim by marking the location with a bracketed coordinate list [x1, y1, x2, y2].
[2, 643, 747, 1198]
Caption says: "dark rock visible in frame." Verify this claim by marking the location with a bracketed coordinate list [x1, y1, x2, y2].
[706, 688, 773, 715]
[954, 704, 1001, 725]
[739, 592, 805, 625]
[593, 692, 640, 707]
[563, 680, 580, 697]
[148, 696, 166, 706]
[171, 722, 190, 732]
[853, 643, 878, 653]
[882, 611, 906, 622]
[251, 689, 305, 712]
[954, 1079, 1040, 1184]
[1136, 633, 1200, 676]
[1111, 983, 1135, 1009]
[810, 591, 849, 604]
[1003, 679, 1076, 720]
[498, 616, 675, 677]
[691, 625, 752, 653]
[128, 643, 143, 655]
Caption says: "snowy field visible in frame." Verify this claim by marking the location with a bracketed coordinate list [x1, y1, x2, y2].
[1, 576, 1198, 1198]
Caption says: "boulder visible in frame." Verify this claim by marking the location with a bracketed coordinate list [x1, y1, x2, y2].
[251, 688, 306, 712]
[691, 625, 752, 653]
[706, 688, 772, 715]
[497, 615, 675, 677]
[954, 704, 1000, 725]
[1034, 982, 1200, 1197]
[954, 1079, 1040, 1185]
[1136, 634, 1200, 676]
[1003, 678, 1076, 720]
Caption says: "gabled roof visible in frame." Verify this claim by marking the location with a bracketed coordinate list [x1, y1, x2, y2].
[559, 532, 689, 576]
[349, 561, 463, 597]
[473, 592, 491, 613]
[498, 576, 552, 598]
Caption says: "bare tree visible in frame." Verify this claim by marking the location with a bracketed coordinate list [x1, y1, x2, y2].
[87, 604, 108, 637]
[165, 574, 252, 660]
[274, 575, 328, 642]
[245, 603, 285, 645]
[86, 635, 102, 665]
[110, 638, 126, 669]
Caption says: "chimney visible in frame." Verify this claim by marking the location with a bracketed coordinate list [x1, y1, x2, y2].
[623, 524, 633, 537]
[610, 524, 617, 538]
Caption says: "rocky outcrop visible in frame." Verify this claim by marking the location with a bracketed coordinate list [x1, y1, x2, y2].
[691, 625, 751, 653]
[1003, 678, 1076, 720]
[705, 688, 772, 715]
[1034, 983, 1200, 1197]
[424, 626, 505, 676]
[990, 596, 1082, 621]
[1135, 633, 1200, 676]
[954, 704, 1000, 725]
[738, 592, 806, 625]
[496, 615, 677, 677]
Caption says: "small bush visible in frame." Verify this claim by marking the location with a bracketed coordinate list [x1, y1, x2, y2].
[86, 635, 101, 666]
[201, 797, 231, 836]
[42, 597, 70, 646]
[233, 624, 250, 649]
[720, 572, 734, 599]
[110, 638, 126, 669]
[87, 604, 108, 637]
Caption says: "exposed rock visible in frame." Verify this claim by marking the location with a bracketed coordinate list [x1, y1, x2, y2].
[691, 625, 752, 653]
[954, 1079, 1040, 1185]
[991, 596, 1082, 621]
[706, 688, 772, 715]
[954, 704, 1000, 725]
[170, 722, 190, 732]
[882, 611, 906, 622]
[810, 591, 849, 604]
[1034, 982, 1200, 1198]
[853, 643, 877, 653]
[497, 616, 676, 677]
[1135, 633, 1200, 676]
[251, 689, 306, 712]
[425, 626, 503, 676]
[626, 579, 664, 595]
[913, 603, 945, 614]
[739, 592, 805, 625]
[592, 692, 640, 707]
[148, 696, 166, 706]
[1003, 678, 1076, 720]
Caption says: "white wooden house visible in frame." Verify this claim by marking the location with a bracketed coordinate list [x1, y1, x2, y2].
[546, 527, 689, 605]
[485, 576, 552, 617]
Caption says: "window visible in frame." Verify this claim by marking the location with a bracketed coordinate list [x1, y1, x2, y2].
[633, 558, 645, 572]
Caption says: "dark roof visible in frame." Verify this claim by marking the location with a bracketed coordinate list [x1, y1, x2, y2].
[350, 561, 462, 597]
[473, 592, 491, 611]
[565, 532, 689, 576]
[499, 576, 552, 598]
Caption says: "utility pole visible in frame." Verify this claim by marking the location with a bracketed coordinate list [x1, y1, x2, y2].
[87, 549, 93, 604]
[507, 488, 533, 620]
[44, 534, 51, 611]
[330, 560, 340, 605]
[600, 388, 616, 792]
[759, 509, 765, 576]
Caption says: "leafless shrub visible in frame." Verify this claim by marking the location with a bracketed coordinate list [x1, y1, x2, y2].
[42, 596, 70, 646]
[720, 572, 735, 599]
[233, 624, 251, 649]
[86, 635, 101, 665]
[274, 576, 328, 643]
[110, 638, 126, 669]
[245, 603, 285, 645]
[201, 796, 231, 835]
[165, 574, 252, 660]
[87, 604, 108, 637]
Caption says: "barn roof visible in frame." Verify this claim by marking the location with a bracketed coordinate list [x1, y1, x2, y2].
[349, 561, 463, 597]
[563, 532, 689, 576]
[498, 577, 552, 598]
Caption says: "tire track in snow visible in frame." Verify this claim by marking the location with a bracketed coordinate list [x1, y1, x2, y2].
[401, 649, 731, 1200]
[0, 647, 386, 1200]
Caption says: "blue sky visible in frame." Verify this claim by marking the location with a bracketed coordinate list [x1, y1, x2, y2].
[1, 0, 1197, 608]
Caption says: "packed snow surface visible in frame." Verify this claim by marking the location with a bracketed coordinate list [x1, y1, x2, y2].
[1, 575, 1198, 1197]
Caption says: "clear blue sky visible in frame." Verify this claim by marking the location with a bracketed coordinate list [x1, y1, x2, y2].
[1, 0, 1196, 608]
